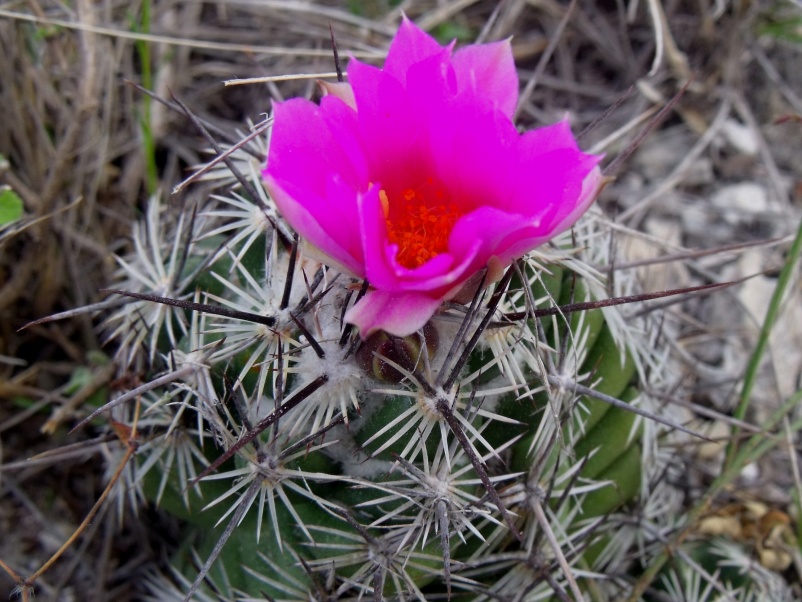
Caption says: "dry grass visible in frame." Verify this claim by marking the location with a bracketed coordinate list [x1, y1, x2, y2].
[1, 0, 801, 599]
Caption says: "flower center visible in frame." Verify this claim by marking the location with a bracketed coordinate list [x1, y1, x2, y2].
[381, 180, 462, 269]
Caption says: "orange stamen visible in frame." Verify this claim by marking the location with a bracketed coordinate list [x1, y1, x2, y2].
[379, 189, 390, 218]
[383, 182, 462, 269]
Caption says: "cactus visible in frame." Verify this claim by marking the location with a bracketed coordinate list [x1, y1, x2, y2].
[83, 133, 684, 601]
[54, 83, 793, 602]
[47, 107, 794, 600]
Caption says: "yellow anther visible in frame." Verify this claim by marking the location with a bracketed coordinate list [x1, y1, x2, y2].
[379, 189, 389, 218]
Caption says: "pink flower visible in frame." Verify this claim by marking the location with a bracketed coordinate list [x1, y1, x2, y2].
[263, 18, 602, 338]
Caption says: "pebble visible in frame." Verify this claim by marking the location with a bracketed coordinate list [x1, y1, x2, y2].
[720, 119, 760, 156]
[711, 183, 769, 225]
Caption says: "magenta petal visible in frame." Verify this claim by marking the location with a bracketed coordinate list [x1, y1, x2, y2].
[453, 39, 517, 118]
[357, 185, 397, 288]
[546, 165, 604, 236]
[264, 174, 364, 277]
[510, 143, 602, 232]
[447, 207, 574, 275]
[487, 168, 603, 259]
[401, 50, 457, 120]
[429, 105, 522, 215]
[383, 16, 449, 84]
[263, 98, 371, 276]
[345, 289, 444, 338]
[318, 96, 370, 187]
[448, 207, 530, 262]
[265, 99, 365, 193]
[347, 59, 429, 195]
[518, 119, 589, 157]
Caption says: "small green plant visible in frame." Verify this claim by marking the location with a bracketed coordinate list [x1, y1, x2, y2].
[130, 0, 158, 195]
[0, 185, 24, 227]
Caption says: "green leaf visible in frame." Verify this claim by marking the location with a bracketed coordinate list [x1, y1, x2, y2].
[0, 187, 24, 225]
[433, 22, 474, 44]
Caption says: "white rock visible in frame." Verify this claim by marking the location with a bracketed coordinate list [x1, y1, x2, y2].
[680, 202, 711, 238]
[711, 183, 769, 224]
[721, 119, 760, 156]
[740, 461, 760, 483]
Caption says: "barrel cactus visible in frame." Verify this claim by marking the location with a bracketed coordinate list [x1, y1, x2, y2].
[107, 198, 663, 602]
[91, 18, 685, 602]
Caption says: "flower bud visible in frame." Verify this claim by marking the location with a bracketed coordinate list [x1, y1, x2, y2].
[356, 322, 438, 383]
